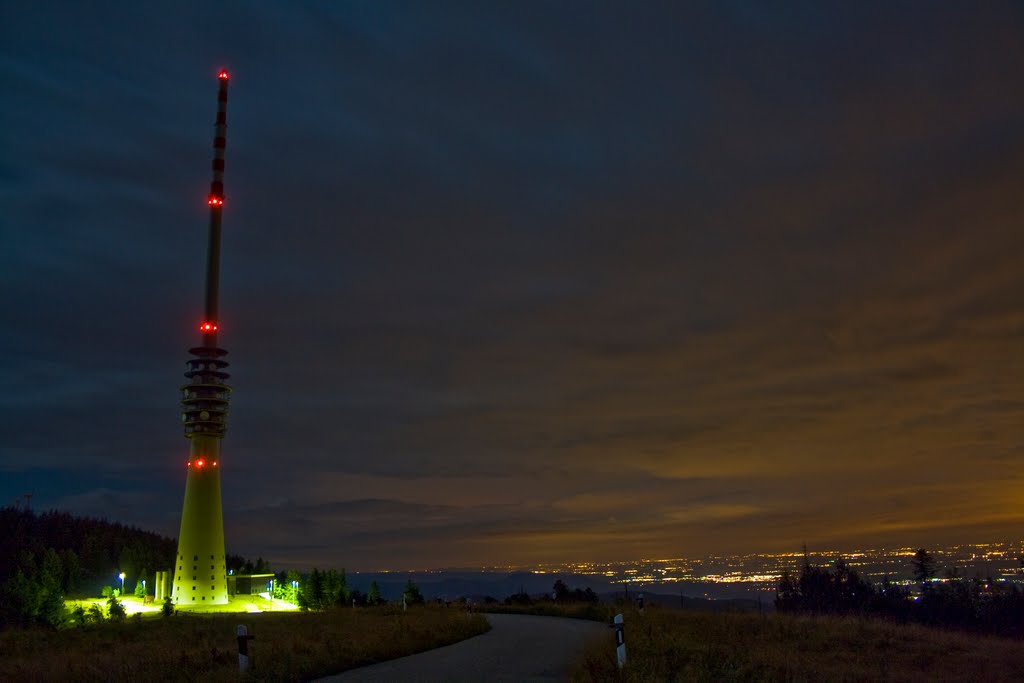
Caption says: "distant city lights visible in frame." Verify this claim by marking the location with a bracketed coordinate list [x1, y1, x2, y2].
[497, 542, 1024, 595]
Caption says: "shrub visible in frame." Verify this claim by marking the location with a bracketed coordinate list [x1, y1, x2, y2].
[107, 596, 126, 622]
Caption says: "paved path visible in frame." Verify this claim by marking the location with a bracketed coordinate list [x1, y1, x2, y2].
[318, 613, 606, 682]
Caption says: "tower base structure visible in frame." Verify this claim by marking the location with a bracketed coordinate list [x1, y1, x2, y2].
[172, 435, 228, 605]
[172, 344, 232, 606]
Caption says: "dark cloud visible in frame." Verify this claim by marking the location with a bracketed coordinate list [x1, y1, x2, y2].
[3, 1, 1024, 569]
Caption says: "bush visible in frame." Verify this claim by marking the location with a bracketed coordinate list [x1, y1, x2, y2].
[107, 596, 126, 622]
[504, 591, 532, 605]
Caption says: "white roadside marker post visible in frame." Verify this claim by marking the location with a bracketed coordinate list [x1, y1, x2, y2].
[237, 624, 255, 673]
[613, 613, 626, 669]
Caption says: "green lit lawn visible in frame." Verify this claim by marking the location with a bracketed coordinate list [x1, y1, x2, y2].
[170, 593, 300, 614]
[66, 593, 300, 617]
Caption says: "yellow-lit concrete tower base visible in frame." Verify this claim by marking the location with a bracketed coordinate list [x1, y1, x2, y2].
[173, 344, 232, 606]
[173, 434, 228, 605]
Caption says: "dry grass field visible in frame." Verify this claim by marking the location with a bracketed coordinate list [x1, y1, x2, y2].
[0, 604, 488, 682]
[573, 605, 1024, 682]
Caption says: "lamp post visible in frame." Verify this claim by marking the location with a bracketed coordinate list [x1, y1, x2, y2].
[118, 572, 126, 595]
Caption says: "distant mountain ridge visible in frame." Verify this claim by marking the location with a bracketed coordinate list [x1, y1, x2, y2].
[346, 570, 761, 611]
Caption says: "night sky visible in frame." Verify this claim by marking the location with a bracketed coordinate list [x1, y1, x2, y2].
[3, 2, 1023, 571]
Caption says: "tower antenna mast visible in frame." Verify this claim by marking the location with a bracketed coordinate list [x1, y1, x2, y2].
[201, 69, 229, 346]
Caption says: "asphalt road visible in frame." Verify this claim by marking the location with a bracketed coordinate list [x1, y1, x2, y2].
[318, 613, 607, 682]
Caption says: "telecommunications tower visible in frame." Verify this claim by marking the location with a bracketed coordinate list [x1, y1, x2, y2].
[172, 70, 233, 605]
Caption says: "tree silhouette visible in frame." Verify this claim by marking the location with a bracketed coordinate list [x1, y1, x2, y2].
[403, 579, 424, 605]
[134, 568, 148, 597]
[0, 548, 67, 627]
[299, 568, 326, 610]
[775, 556, 872, 615]
[368, 580, 382, 605]
[912, 548, 937, 587]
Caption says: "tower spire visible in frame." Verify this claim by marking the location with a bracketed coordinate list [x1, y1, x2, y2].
[202, 69, 229, 346]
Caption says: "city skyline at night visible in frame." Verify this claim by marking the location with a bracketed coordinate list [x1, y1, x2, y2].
[2, 2, 1023, 572]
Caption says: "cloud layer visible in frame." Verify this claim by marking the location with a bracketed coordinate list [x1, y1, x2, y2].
[2, 2, 1023, 569]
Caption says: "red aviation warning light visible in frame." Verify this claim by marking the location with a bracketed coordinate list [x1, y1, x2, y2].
[196, 459, 205, 468]
[218, 69, 229, 80]
[208, 195, 224, 206]
[200, 321, 218, 333]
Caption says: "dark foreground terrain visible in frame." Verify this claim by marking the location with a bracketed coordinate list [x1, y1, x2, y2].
[0, 605, 488, 682]
[573, 605, 1024, 681]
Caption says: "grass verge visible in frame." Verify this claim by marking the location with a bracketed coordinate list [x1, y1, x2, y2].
[572, 605, 1024, 682]
[0, 604, 489, 682]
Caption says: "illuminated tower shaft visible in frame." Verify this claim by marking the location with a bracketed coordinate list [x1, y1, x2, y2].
[172, 71, 232, 606]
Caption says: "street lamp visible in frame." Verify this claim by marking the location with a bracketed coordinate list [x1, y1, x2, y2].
[118, 572, 126, 595]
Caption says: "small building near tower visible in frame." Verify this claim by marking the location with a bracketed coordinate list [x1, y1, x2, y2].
[228, 573, 276, 596]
